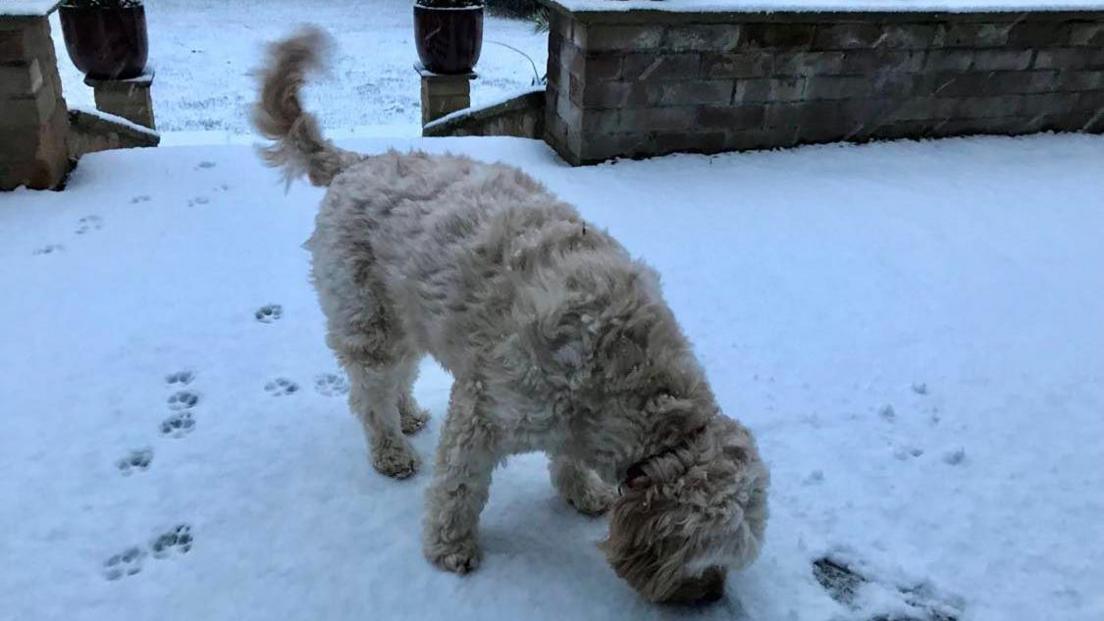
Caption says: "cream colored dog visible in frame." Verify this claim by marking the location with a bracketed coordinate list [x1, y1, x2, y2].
[252, 27, 769, 604]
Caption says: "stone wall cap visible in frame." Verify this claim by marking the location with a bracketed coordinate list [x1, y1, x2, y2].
[0, 0, 61, 17]
[539, 0, 1104, 15]
[83, 69, 156, 87]
[414, 63, 477, 80]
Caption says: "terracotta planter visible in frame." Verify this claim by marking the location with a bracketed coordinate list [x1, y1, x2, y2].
[59, 5, 149, 80]
[414, 3, 483, 75]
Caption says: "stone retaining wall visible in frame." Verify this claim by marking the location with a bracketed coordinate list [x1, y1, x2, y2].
[423, 89, 545, 138]
[541, 4, 1104, 164]
[68, 108, 160, 158]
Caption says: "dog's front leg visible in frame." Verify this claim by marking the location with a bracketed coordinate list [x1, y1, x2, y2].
[422, 378, 498, 574]
[549, 456, 616, 516]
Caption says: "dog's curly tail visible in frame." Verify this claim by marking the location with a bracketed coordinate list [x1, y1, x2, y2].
[251, 25, 361, 187]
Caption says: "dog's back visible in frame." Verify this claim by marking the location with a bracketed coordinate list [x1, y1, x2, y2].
[309, 148, 631, 376]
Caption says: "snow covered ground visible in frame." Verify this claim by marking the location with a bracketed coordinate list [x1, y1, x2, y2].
[49, 0, 548, 136]
[551, 0, 1104, 13]
[2, 133, 1103, 621]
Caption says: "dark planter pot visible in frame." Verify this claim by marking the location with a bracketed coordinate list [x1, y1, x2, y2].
[414, 4, 483, 75]
[59, 5, 149, 80]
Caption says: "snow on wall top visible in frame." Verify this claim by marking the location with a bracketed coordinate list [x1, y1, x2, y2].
[425, 86, 546, 130]
[0, 0, 60, 17]
[71, 105, 160, 138]
[546, 0, 1104, 13]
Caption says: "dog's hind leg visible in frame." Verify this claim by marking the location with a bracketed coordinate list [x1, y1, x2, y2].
[396, 357, 430, 435]
[549, 456, 616, 516]
[423, 377, 498, 574]
[315, 241, 421, 479]
[325, 303, 421, 479]
[344, 357, 420, 479]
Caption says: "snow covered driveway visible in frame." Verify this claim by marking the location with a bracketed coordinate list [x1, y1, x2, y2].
[1, 135, 1102, 621]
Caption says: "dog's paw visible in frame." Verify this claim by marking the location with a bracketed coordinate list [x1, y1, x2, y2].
[425, 539, 481, 575]
[566, 484, 617, 517]
[400, 407, 430, 435]
[371, 441, 420, 479]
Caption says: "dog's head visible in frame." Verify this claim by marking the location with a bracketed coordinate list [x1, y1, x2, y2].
[600, 415, 769, 604]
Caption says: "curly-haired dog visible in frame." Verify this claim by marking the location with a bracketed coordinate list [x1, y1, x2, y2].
[252, 26, 769, 604]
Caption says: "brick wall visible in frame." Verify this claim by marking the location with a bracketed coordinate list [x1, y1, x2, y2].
[542, 4, 1104, 165]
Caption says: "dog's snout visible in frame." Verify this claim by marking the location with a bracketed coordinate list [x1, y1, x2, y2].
[660, 566, 727, 605]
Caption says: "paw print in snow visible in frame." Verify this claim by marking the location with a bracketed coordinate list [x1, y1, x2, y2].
[165, 370, 195, 386]
[802, 470, 825, 486]
[150, 524, 193, 558]
[75, 215, 104, 235]
[813, 556, 963, 621]
[167, 390, 199, 410]
[103, 546, 145, 581]
[265, 378, 299, 396]
[254, 304, 282, 323]
[893, 446, 925, 461]
[130, 195, 151, 204]
[314, 373, 350, 397]
[160, 412, 195, 438]
[32, 244, 64, 255]
[942, 448, 966, 466]
[813, 558, 863, 606]
[196, 161, 216, 169]
[187, 196, 210, 207]
[116, 448, 153, 475]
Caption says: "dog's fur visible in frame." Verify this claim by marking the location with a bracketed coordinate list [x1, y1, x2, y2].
[252, 26, 769, 604]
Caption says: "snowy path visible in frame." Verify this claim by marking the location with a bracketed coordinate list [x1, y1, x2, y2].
[50, 0, 548, 136]
[2, 135, 1103, 621]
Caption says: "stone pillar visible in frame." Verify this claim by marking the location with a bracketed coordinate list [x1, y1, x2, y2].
[1, 2, 70, 191]
[84, 70, 156, 129]
[416, 63, 475, 128]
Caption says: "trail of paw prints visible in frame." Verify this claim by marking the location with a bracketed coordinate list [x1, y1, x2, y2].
[161, 375, 200, 437]
[103, 377, 200, 580]
[116, 448, 153, 476]
[75, 215, 104, 235]
[314, 372, 349, 397]
[102, 546, 145, 581]
[32, 243, 65, 256]
[255, 304, 282, 324]
[150, 524, 193, 558]
[101, 525, 194, 581]
[265, 378, 299, 396]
